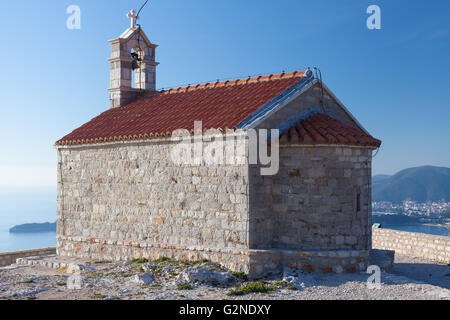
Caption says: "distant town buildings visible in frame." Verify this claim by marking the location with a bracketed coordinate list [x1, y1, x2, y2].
[373, 200, 450, 218]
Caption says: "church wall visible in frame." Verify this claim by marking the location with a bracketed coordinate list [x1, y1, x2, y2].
[247, 146, 373, 275]
[56, 133, 375, 276]
[56, 137, 251, 273]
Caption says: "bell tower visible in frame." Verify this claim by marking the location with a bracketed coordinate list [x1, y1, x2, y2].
[107, 9, 159, 108]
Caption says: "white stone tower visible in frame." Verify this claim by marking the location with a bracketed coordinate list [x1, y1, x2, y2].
[107, 9, 159, 108]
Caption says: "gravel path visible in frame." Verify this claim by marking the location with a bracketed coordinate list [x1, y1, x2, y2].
[392, 255, 450, 290]
[0, 256, 448, 300]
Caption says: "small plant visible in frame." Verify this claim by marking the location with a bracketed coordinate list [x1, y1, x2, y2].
[86, 272, 103, 279]
[91, 294, 108, 300]
[56, 282, 67, 287]
[227, 280, 275, 296]
[22, 280, 34, 284]
[274, 280, 297, 290]
[119, 272, 132, 278]
[207, 266, 218, 271]
[94, 260, 112, 264]
[151, 265, 163, 275]
[181, 258, 209, 266]
[177, 283, 193, 290]
[232, 272, 248, 281]
[274, 280, 287, 287]
[286, 284, 298, 290]
[153, 257, 177, 264]
[56, 266, 68, 274]
[132, 258, 149, 264]
[27, 296, 37, 300]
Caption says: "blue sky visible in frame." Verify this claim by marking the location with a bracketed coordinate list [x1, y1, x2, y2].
[0, 0, 449, 185]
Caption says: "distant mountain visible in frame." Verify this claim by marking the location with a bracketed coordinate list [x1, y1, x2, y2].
[373, 166, 450, 203]
[9, 222, 56, 234]
[372, 174, 391, 183]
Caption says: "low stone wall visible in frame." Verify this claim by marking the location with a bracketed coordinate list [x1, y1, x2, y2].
[372, 228, 450, 263]
[0, 248, 56, 267]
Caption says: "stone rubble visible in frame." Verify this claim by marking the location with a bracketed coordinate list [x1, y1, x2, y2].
[282, 268, 316, 290]
[0, 255, 448, 300]
[177, 267, 235, 286]
[130, 274, 154, 286]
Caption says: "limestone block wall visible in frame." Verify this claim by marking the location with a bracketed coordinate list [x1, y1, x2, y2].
[56, 135, 375, 276]
[249, 146, 373, 252]
[0, 247, 56, 267]
[56, 137, 251, 272]
[373, 228, 450, 263]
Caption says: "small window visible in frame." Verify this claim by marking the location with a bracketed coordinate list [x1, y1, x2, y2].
[356, 193, 361, 212]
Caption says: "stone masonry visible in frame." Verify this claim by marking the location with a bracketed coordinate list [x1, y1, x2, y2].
[108, 25, 159, 109]
[247, 146, 373, 275]
[57, 136, 252, 274]
[57, 135, 374, 277]
[373, 228, 450, 263]
[0, 248, 56, 268]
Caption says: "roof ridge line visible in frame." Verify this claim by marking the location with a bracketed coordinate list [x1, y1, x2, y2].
[153, 70, 306, 95]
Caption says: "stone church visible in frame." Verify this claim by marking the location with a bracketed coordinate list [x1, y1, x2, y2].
[55, 11, 381, 277]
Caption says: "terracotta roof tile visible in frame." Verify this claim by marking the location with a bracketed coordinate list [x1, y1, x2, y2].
[56, 72, 305, 146]
[56, 72, 381, 148]
[279, 113, 381, 148]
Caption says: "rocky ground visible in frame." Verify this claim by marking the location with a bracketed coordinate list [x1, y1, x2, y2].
[0, 255, 449, 300]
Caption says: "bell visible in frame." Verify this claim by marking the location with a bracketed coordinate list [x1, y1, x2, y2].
[131, 52, 141, 70]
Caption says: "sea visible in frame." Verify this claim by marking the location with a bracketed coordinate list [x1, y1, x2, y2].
[373, 213, 449, 236]
[0, 187, 56, 252]
[377, 223, 449, 236]
[0, 187, 448, 253]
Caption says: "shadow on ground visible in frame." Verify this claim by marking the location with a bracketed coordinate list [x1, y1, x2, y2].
[393, 260, 450, 290]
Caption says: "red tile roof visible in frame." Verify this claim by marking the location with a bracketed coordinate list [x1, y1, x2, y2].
[56, 71, 306, 146]
[55, 71, 381, 148]
[279, 113, 381, 147]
